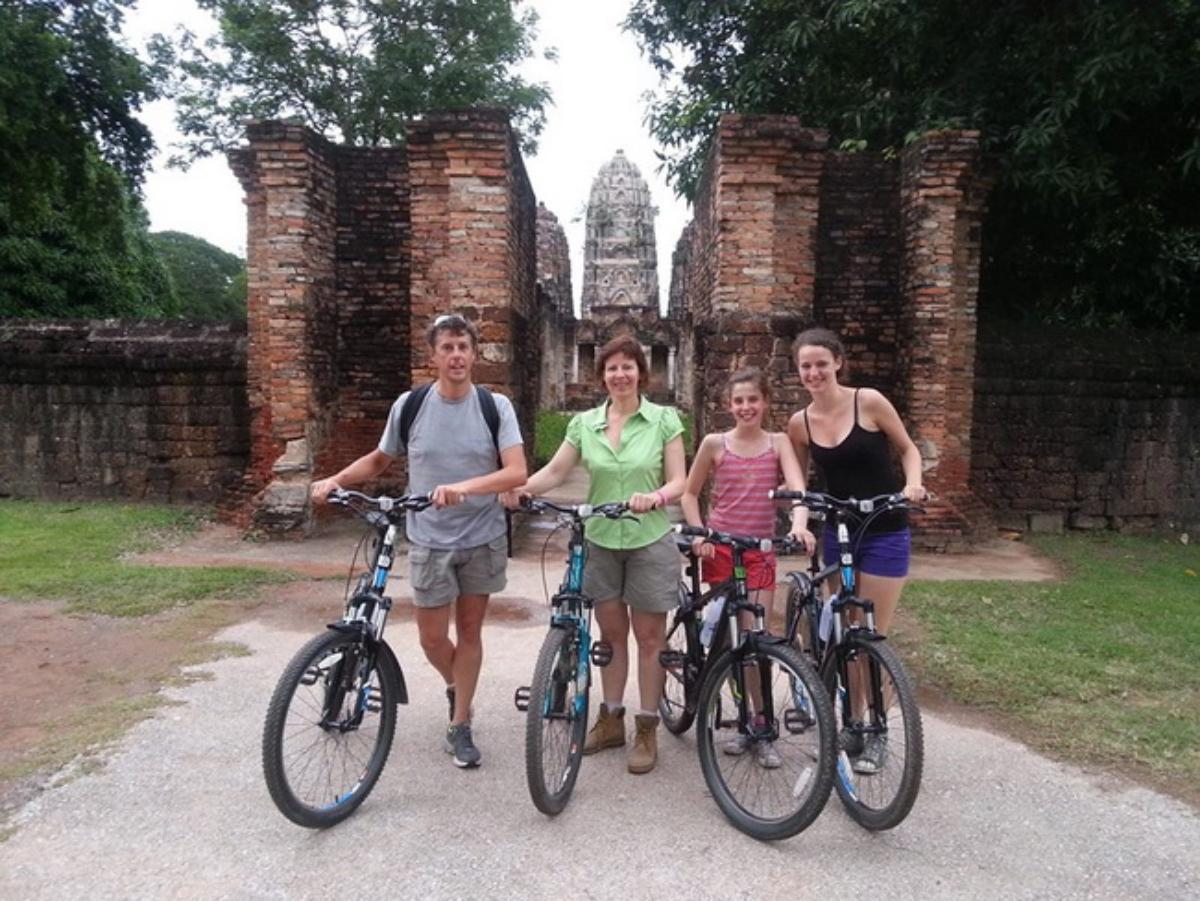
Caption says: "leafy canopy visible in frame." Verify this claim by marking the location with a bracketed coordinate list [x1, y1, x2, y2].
[150, 231, 246, 321]
[0, 0, 174, 318]
[150, 0, 555, 164]
[626, 0, 1200, 330]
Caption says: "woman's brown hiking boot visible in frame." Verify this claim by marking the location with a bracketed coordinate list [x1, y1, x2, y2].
[583, 705, 626, 755]
[627, 714, 660, 774]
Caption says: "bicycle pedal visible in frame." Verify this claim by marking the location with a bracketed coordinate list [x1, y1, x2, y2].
[514, 685, 531, 712]
[365, 687, 383, 712]
[299, 666, 321, 686]
[590, 640, 613, 667]
[784, 707, 814, 734]
[658, 649, 685, 669]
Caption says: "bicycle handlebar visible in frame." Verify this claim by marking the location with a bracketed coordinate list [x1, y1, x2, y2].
[519, 497, 633, 521]
[674, 523, 802, 554]
[329, 488, 433, 514]
[768, 489, 921, 516]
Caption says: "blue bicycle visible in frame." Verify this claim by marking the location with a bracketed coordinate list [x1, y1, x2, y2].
[513, 498, 631, 815]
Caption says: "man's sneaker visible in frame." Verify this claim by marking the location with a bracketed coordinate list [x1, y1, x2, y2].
[445, 723, 481, 769]
[852, 733, 886, 775]
[722, 732, 751, 756]
[756, 741, 782, 769]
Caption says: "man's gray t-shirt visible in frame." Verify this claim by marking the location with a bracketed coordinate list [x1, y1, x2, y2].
[378, 386, 523, 550]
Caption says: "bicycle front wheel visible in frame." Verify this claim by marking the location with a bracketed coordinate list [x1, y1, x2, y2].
[696, 641, 835, 841]
[659, 582, 698, 735]
[262, 629, 398, 828]
[825, 636, 924, 830]
[525, 626, 589, 815]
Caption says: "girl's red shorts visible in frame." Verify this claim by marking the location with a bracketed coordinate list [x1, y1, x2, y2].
[701, 543, 777, 591]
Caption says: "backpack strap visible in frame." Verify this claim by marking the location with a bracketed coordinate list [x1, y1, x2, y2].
[398, 382, 435, 451]
[474, 384, 501, 458]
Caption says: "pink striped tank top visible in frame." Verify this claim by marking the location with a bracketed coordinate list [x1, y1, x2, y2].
[708, 434, 781, 538]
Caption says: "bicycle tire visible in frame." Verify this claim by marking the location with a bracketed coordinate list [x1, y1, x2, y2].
[696, 641, 835, 841]
[824, 635, 923, 830]
[262, 629, 399, 828]
[659, 582, 697, 735]
[525, 626, 589, 815]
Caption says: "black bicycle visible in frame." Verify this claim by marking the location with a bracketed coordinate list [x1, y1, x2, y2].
[772, 489, 925, 831]
[661, 524, 835, 841]
[513, 498, 630, 816]
[262, 489, 431, 828]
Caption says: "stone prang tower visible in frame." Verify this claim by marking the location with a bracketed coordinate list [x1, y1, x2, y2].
[580, 150, 660, 317]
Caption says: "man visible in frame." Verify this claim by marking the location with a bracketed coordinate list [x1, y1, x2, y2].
[311, 314, 526, 768]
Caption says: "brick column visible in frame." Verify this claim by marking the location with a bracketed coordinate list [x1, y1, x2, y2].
[405, 109, 538, 451]
[229, 121, 338, 534]
[898, 130, 990, 549]
[694, 115, 829, 435]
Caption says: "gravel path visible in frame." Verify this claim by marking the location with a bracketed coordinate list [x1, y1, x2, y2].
[1, 615, 1196, 901]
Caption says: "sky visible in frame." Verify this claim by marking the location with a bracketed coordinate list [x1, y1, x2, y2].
[123, 0, 691, 315]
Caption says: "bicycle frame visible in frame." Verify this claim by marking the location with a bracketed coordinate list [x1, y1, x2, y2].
[546, 514, 594, 720]
[673, 527, 799, 738]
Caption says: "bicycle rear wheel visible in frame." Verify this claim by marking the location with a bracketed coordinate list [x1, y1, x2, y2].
[525, 626, 589, 815]
[262, 629, 398, 828]
[659, 582, 698, 734]
[825, 636, 924, 830]
[696, 642, 835, 841]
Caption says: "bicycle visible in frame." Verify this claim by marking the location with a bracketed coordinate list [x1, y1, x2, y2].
[512, 497, 631, 816]
[772, 489, 925, 831]
[261, 488, 431, 828]
[661, 524, 835, 841]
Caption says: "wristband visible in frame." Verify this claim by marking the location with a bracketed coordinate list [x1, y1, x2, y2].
[654, 489, 667, 509]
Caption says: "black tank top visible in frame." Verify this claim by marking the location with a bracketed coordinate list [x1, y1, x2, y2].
[804, 390, 907, 534]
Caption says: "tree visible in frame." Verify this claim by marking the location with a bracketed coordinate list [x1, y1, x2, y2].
[0, 0, 174, 318]
[150, 231, 247, 320]
[0, 0, 156, 225]
[149, 0, 554, 164]
[626, 0, 1200, 330]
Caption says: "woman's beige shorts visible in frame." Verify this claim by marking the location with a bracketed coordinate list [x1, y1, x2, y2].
[582, 531, 681, 613]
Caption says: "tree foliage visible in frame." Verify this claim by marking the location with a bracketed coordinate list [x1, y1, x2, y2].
[0, 0, 174, 318]
[150, 231, 247, 320]
[626, 0, 1200, 330]
[150, 0, 554, 164]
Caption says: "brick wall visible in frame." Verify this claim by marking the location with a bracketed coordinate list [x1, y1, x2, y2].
[671, 114, 989, 546]
[973, 326, 1200, 532]
[326, 144, 411, 479]
[814, 153, 902, 391]
[0, 321, 248, 502]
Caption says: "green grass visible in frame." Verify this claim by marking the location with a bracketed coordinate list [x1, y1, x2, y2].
[0, 500, 285, 616]
[534, 408, 697, 467]
[534, 410, 572, 467]
[897, 532, 1200, 793]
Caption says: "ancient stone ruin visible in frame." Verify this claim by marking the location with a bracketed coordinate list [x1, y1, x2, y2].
[1, 109, 1196, 542]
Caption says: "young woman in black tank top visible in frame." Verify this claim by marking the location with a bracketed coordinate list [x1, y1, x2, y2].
[786, 328, 927, 642]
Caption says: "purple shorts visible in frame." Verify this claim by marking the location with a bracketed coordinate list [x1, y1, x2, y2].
[822, 528, 911, 579]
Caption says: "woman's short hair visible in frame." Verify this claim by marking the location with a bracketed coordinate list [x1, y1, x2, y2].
[595, 334, 649, 382]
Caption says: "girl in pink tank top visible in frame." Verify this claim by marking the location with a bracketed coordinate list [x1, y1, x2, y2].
[681, 367, 815, 598]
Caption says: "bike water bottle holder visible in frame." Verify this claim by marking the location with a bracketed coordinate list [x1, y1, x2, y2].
[513, 685, 531, 712]
[590, 640, 613, 667]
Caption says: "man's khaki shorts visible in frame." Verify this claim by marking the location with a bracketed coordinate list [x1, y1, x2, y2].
[408, 534, 508, 607]
[582, 531, 680, 613]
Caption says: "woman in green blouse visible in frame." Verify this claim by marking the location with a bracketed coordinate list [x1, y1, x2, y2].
[504, 335, 687, 775]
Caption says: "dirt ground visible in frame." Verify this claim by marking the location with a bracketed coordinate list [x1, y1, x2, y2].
[0, 517, 1057, 818]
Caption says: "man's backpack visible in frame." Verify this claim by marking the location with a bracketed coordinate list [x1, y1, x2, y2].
[397, 383, 512, 557]
[398, 383, 501, 457]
